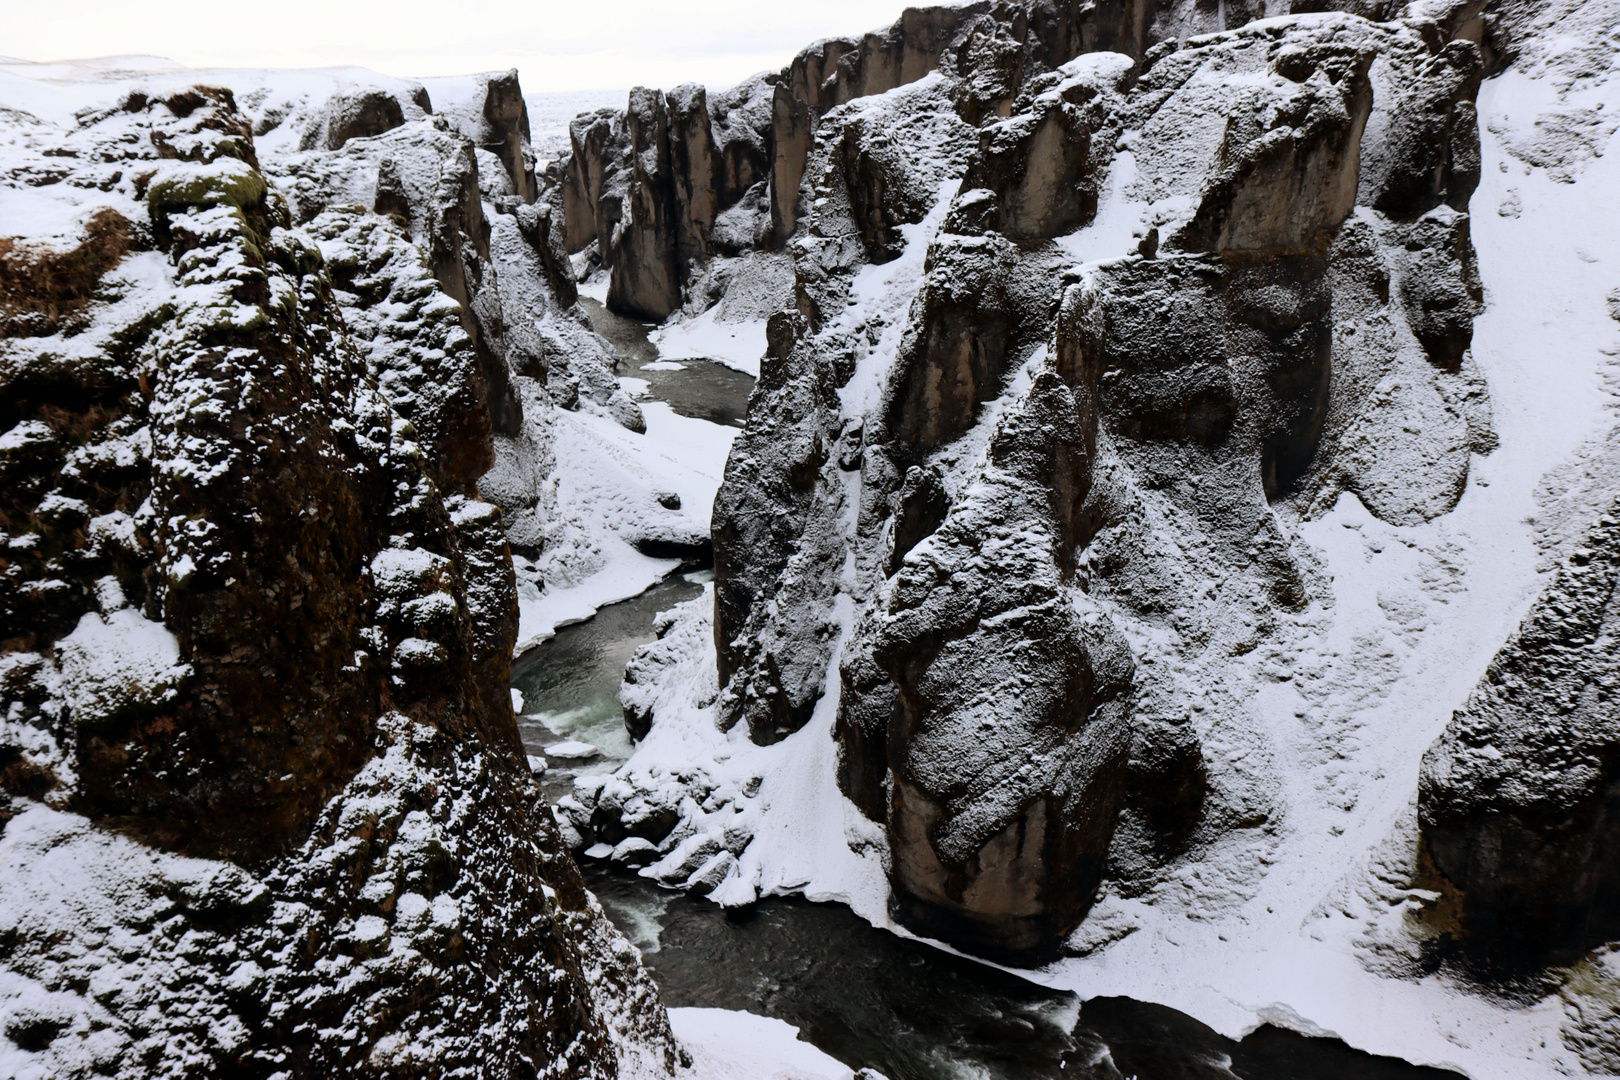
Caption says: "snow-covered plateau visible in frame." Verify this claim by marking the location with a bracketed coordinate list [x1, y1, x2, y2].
[2, 0, 1619, 1076]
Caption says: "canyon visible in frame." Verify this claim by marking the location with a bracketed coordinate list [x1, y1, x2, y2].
[1, 0, 1618, 1075]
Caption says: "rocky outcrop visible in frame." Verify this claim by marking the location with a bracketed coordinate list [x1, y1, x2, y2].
[1419, 504, 1620, 956]
[0, 85, 676, 1078]
[283, 113, 526, 437]
[595, 9, 1501, 964]
[667, 83, 718, 267]
[960, 75, 1102, 241]
[559, 0, 1163, 320]
[768, 84, 813, 246]
[864, 373, 1137, 961]
[1169, 39, 1374, 253]
[608, 88, 682, 320]
[298, 85, 411, 151]
[432, 69, 539, 204]
[562, 107, 625, 255]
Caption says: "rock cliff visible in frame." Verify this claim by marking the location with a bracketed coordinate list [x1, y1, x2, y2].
[562, 0, 1620, 1068]
[576, 2, 1495, 958]
[555, 0, 1160, 323]
[0, 79, 678, 1078]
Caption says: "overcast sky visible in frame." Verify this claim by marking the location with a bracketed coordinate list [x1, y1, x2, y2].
[4, 0, 920, 91]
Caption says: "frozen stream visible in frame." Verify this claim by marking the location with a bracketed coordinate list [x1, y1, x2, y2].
[508, 303, 1465, 1080]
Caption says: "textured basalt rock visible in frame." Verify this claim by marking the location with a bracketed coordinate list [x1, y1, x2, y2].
[960, 66, 1108, 240]
[1169, 40, 1375, 253]
[301, 86, 408, 151]
[679, 11, 1500, 961]
[667, 83, 718, 268]
[562, 107, 626, 256]
[0, 84, 676, 1079]
[868, 373, 1136, 961]
[1419, 504, 1620, 957]
[429, 69, 539, 204]
[769, 84, 814, 247]
[562, 0, 1161, 321]
[608, 88, 682, 320]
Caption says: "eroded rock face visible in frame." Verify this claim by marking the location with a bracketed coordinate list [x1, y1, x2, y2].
[866, 373, 1136, 960]
[1419, 504, 1620, 957]
[562, 107, 626, 255]
[668, 83, 718, 267]
[1170, 40, 1374, 253]
[608, 88, 682, 320]
[304, 86, 407, 151]
[961, 68, 1107, 240]
[561, 0, 1160, 320]
[591, 10, 1502, 962]
[0, 85, 675, 1078]
[430, 69, 539, 204]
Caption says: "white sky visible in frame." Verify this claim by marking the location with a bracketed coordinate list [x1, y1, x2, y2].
[2, 0, 920, 92]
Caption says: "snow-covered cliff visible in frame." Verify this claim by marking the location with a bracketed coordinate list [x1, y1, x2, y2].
[0, 62, 695, 1080]
[566, 0, 1620, 1075]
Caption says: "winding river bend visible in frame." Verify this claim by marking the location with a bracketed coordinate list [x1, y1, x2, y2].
[509, 305, 1464, 1080]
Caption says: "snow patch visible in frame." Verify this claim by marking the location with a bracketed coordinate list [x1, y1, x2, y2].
[670, 1008, 857, 1080]
[650, 308, 767, 377]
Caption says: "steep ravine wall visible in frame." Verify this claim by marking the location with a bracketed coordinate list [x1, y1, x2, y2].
[575, 0, 1493, 953]
[0, 77, 680, 1079]
[558, 0, 1165, 321]
[567, 0, 1620, 1072]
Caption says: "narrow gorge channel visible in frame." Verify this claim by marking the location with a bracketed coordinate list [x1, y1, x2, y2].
[509, 311, 1465, 1080]
[3, 0, 1618, 1074]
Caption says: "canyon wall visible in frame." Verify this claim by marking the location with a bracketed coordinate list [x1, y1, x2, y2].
[550, 13, 1620, 1064]
[570, 0, 1506, 963]
[0, 77, 679, 1078]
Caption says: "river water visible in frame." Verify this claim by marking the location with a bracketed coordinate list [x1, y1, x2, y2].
[509, 301, 1464, 1080]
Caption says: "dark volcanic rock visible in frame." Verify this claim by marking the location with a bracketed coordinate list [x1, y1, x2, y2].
[881, 226, 1064, 457]
[0, 84, 676, 1079]
[1419, 504, 1620, 956]
[668, 82, 718, 268]
[477, 69, 539, 203]
[608, 88, 682, 320]
[562, 106, 626, 255]
[869, 373, 1136, 961]
[1170, 40, 1374, 253]
[316, 86, 406, 150]
[769, 83, 814, 247]
[961, 77, 1102, 240]
[550, 2, 1526, 988]
[562, 0, 1161, 326]
[686, 12, 1500, 964]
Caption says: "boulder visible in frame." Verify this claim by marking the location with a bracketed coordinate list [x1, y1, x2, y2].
[319, 86, 405, 149]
